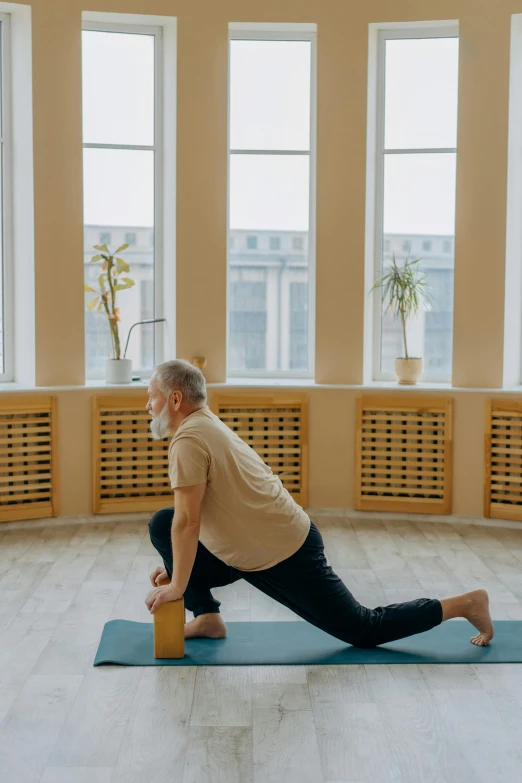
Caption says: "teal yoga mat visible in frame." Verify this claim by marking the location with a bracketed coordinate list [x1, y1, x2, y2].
[93, 620, 522, 666]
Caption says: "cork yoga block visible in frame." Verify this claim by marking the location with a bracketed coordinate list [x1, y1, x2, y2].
[153, 598, 185, 659]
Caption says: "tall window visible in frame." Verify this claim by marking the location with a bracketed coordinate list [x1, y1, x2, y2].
[82, 23, 162, 380]
[227, 26, 316, 378]
[372, 28, 459, 381]
[0, 15, 12, 380]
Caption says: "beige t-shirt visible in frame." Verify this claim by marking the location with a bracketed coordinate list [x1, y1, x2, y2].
[168, 406, 310, 571]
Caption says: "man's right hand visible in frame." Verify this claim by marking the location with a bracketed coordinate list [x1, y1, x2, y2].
[150, 566, 170, 587]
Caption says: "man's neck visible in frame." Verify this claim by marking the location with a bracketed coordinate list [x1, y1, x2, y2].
[178, 404, 206, 425]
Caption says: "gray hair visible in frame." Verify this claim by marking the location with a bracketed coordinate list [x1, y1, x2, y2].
[154, 359, 207, 406]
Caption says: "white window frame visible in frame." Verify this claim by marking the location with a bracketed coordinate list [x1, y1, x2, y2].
[82, 20, 164, 381]
[370, 24, 458, 384]
[226, 23, 317, 380]
[0, 13, 13, 381]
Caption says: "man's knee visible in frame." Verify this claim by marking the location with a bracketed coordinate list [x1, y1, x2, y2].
[348, 636, 379, 649]
[334, 627, 379, 649]
[331, 606, 381, 649]
[148, 507, 174, 539]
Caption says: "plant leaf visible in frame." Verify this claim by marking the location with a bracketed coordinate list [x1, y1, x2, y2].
[84, 284, 97, 293]
[115, 258, 130, 273]
[114, 243, 129, 254]
[114, 278, 135, 291]
[93, 244, 109, 253]
[87, 297, 100, 311]
[90, 254, 102, 263]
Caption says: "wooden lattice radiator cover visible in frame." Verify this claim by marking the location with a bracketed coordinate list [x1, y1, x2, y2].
[355, 396, 453, 515]
[0, 394, 58, 523]
[485, 399, 522, 521]
[212, 394, 308, 507]
[93, 396, 172, 515]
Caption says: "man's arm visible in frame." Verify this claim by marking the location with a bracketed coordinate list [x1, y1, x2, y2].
[170, 483, 206, 596]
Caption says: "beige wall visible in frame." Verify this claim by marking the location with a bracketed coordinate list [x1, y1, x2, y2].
[3, 0, 522, 519]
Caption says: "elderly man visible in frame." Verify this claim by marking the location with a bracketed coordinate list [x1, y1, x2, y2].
[144, 359, 494, 648]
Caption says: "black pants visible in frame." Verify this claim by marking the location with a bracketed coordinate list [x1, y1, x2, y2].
[148, 508, 443, 648]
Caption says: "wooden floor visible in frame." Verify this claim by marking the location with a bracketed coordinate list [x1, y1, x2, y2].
[1, 513, 522, 783]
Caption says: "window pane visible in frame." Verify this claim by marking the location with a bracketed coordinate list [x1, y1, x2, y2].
[229, 276, 267, 370]
[228, 153, 310, 374]
[380, 153, 456, 375]
[228, 235, 309, 373]
[0, 26, 4, 372]
[83, 148, 154, 378]
[290, 281, 309, 370]
[230, 154, 309, 231]
[83, 148, 154, 225]
[0, 148, 3, 373]
[140, 279, 154, 369]
[384, 37, 458, 149]
[230, 40, 311, 151]
[82, 30, 154, 146]
[0, 23, 3, 139]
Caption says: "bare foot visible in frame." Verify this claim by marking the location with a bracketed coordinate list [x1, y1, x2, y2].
[464, 589, 494, 646]
[184, 613, 227, 639]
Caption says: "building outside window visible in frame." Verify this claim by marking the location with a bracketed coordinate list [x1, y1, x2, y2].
[140, 279, 154, 367]
[373, 26, 458, 381]
[99, 231, 111, 245]
[227, 25, 316, 377]
[289, 281, 308, 370]
[125, 231, 137, 245]
[229, 278, 267, 370]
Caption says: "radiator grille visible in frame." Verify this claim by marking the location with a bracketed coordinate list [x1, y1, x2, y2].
[214, 395, 308, 507]
[0, 395, 58, 522]
[355, 396, 452, 514]
[485, 400, 522, 521]
[93, 396, 171, 514]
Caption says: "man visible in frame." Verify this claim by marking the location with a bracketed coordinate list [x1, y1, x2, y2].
[144, 359, 494, 648]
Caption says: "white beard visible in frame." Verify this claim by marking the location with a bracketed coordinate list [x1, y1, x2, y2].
[149, 403, 172, 441]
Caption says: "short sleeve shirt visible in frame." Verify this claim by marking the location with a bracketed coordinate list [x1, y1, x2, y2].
[169, 406, 310, 571]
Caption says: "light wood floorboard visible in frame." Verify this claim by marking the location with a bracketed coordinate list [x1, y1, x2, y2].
[0, 515, 520, 782]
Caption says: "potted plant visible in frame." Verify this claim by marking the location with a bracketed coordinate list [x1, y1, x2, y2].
[370, 253, 431, 385]
[84, 242, 135, 383]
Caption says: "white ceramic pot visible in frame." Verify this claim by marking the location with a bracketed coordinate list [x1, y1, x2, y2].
[395, 357, 423, 385]
[105, 358, 132, 384]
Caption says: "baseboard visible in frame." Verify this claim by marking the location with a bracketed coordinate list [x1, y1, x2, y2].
[0, 511, 155, 531]
[307, 507, 522, 531]
[1, 507, 521, 532]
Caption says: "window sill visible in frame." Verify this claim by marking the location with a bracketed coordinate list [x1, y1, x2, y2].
[0, 379, 151, 392]
[213, 379, 453, 390]
[0, 378, 520, 393]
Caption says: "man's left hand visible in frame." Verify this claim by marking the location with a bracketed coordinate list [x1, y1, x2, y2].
[145, 584, 183, 614]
